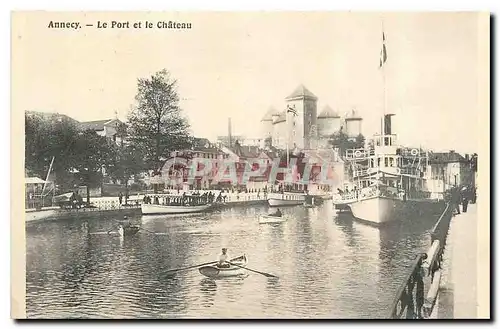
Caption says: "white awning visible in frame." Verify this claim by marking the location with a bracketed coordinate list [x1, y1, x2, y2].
[25, 177, 47, 184]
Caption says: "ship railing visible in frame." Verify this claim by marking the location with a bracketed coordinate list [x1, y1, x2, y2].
[345, 148, 373, 160]
[388, 202, 453, 319]
[353, 169, 368, 177]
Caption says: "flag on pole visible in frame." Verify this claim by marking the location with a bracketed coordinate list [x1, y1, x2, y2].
[287, 105, 298, 116]
[379, 32, 387, 68]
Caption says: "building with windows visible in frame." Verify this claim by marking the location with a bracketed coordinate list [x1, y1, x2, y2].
[260, 85, 364, 150]
[428, 151, 474, 189]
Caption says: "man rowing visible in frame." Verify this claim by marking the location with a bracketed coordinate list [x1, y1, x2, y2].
[217, 248, 231, 268]
[268, 208, 282, 217]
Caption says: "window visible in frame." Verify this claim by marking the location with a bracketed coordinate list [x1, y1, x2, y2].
[384, 157, 389, 167]
[389, 157, 394, 167]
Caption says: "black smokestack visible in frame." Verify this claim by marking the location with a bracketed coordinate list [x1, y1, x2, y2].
[384, 114, 393, 135]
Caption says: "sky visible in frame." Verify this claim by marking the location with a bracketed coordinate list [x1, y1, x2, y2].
[12, 12, 484, 154]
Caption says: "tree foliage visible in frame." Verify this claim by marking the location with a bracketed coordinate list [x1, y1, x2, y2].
[72, 130, 116, 202]
[108, 142, 145, 187]
[328, 131, 366, 156]
[25, 114, 116, 199]
[127, 69, 192, 173]
[25, 114, 80, 185]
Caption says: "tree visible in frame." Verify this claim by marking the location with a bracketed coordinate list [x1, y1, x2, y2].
[354, 134, 365, 149]
[264, 136, 272, 148]
[108, 143, 146, 189]
[127, 70, 192, 175]
[328, 131, 365, 156]
[71, 130, 115, 203]
[25, 113, 80, 188]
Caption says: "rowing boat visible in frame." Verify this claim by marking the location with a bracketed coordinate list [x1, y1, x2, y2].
[198, 255, 248, 278]
[123, 225, 141, 236]
[258, 214, 287, 224]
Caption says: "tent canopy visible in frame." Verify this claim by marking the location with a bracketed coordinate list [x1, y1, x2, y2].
[25, 177, 47, 184]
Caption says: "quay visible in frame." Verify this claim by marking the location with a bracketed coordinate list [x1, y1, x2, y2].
[436, 203, 480, 319]
[25, 190, 269, 223]
[388, 201, 485, 319]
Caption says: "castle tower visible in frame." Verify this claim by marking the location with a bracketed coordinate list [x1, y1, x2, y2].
[344, 109, 363, 139]
[285, 84, 318, 149]
[260, 106, 278, 139]
[317, 105, 341, 137]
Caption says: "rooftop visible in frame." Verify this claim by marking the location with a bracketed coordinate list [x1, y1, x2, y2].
[318, 105, 340, 119]
[261, 107, 279, 121]
[285, 84, 318, 101]
[429, 151, 467, 164]
[345, 109, 362, 120]
[273, 111, 287, 124]
[78, 119, 119, 131]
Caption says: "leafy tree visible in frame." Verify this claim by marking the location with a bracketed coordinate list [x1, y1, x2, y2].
[127, 69, 192, 175]
[328, 131, 365, 156]
[71, 130, 115, 203]
[108, 143, 146, 189]
[264, 136, 272, 148]
[355, 134, 365, 148]
[25, 113, 80, 188]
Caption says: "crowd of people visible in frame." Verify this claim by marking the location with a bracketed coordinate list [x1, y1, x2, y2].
[448, 184, 477, 214]
[141, 191, 225, 206]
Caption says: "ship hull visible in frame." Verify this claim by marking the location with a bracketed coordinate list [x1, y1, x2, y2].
[267, 193, 306, 207]
[25, 209, 60, 222]
[349, 196, 444, 226]
[141, 203, 213, 215]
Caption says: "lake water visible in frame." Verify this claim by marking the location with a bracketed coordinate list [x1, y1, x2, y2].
[26, 201, 442, 319]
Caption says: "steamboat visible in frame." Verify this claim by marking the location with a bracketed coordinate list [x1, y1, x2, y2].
[333, 114, 444, 225]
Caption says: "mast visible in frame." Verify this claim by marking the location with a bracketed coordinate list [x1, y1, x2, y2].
[41, 156, 55, 207]
[380, 20, 388, 138]
[377, 20, 388, 189]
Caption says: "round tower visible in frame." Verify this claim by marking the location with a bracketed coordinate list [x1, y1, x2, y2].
[317, 105, 341, 137]
[344, 109, 363, 138]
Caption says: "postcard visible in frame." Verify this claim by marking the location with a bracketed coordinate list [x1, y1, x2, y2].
[11, 11, 490, 319]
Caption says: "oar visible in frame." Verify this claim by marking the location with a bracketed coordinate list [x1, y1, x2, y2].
[164, 261, 218, 274]
[139, 227, 167, 235]
[227, 262, 278, 278]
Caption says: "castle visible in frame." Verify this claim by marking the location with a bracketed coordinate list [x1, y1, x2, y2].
[260, 85, 363, 150]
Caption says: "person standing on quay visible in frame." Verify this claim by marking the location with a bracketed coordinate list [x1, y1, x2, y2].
[451, 187, 461, 215]
[461, 187, 469, 213]
[118, 192, 123, 205]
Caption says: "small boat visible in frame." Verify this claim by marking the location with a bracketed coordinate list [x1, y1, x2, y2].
[259, 214, 287, 224]
[123, 225, 141, 236]
[199, 255, 248, 278]
[141, 203, 213, 215]
[304, 203, 315, 208]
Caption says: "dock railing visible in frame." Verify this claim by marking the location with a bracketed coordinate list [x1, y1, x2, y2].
[388, 202, 454, 319]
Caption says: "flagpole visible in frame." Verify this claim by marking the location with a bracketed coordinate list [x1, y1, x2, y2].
[286, 107, 289, 169]
[382, 20, 386, 136]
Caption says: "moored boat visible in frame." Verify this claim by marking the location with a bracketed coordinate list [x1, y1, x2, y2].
[333, 115, 444, 225]
[258, 214, 287, 224]
[267, 192, 306, 207]
[199, 255, 248, 278]
[141, 203, 213, 215]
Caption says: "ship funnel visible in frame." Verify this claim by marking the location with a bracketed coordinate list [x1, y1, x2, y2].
[384, 114, 395, 135]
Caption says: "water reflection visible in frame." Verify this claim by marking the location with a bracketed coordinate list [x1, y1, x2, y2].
[26, 201, 442, 319]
